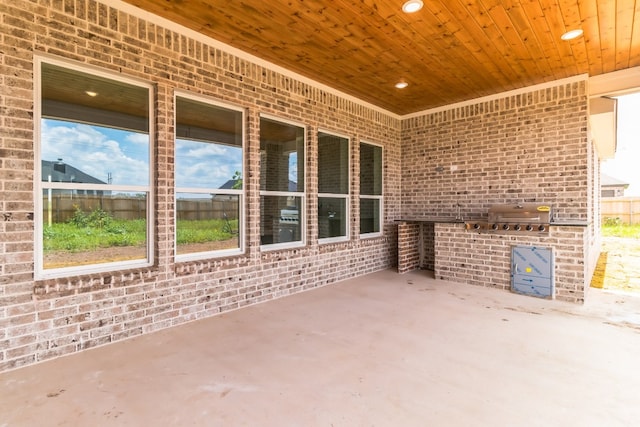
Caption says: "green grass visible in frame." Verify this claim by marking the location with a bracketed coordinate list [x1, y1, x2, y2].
[44, 219, 147, 252]
[601, 222, 640, 239]
[44, 218, 237, 253]
[176, 218, 237, 244]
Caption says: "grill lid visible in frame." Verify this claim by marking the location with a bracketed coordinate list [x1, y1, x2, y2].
[488, 203, 552, 224]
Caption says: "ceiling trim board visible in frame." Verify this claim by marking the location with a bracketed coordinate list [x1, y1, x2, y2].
[402, 74, 589, 119]
[589, 67, 640, 98]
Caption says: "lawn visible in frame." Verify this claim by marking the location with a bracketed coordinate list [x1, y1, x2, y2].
[44, 207, 237, 253]
[601, 222, 640, 239]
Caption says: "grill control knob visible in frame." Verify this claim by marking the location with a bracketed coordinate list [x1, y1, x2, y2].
[502, 224, 510, 230]
[514, 224, 521, 231]
[526, 225, 534, 231]
[473, 223, 481, 229]
[491, 224, 499, 230]
[538, 225, 546, 231]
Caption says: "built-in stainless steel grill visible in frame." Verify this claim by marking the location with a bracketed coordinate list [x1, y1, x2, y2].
[465, 203, 552, 234]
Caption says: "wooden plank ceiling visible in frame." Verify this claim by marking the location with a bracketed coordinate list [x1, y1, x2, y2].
[123, 0, 640, 115]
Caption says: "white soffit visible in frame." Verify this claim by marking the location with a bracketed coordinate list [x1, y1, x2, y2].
[588, 68, 640, 160]
[589, 97, 617, 160]
[589, 67, 640, 98]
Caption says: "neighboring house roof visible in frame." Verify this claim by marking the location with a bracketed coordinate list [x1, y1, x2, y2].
[218, 179, 240, 190]
[219, 179, 297, 191]
[41, 160, 106, 184]
[601, 174, 629, 188]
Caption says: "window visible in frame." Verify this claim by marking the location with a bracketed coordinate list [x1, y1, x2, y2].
[359, 142, 383, 236]
[318, 131, 349, 241]
[259, 116, 305, 248]
[35, 58, 153, 278]
[174, 93, 244, 259]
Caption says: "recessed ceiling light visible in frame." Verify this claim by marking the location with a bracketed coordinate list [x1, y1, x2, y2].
[85, 90, 98, 97]
[561, 29, 583, 41]
[395, 81, 409, 89]
[402, 0, 423, 14]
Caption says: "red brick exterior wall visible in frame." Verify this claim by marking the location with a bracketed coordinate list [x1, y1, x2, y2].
[0, 0, 400, 372]
[400, 81, 599, 303]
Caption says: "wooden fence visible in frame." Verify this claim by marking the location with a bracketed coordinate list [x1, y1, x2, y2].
[601, 197, 640, 225]
[43, 194, 239, 223]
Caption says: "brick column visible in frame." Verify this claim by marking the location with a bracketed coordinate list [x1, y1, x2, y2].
[397, 222, 421, 273]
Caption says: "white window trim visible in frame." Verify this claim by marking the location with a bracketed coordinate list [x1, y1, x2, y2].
[34, 55, 155, 279]
[318, 129, 351, 244]
[174, 91, 246, 262]
[359, 140, 384, 239]
[318, 194, 350, 244]
[259, 114, 307, 251]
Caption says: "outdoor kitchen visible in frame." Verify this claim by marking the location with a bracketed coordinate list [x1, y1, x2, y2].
[397, 203, 589, 302]
[397, 78, 599, 304]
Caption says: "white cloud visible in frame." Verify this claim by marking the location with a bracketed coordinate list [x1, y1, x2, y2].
[42, 121, 243, 190]
[126, 133, 149, 145]
[175, 139, 242, 188]
[42, 120, 150, 186]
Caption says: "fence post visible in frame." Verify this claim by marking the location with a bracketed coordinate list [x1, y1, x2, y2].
[47, 175, 52, 227]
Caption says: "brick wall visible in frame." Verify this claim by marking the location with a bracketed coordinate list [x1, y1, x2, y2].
[433, 224, 588, 303]
[401, 82, 590, 220]
[400, 81, 599, 303]
[0, 0, 400, 372]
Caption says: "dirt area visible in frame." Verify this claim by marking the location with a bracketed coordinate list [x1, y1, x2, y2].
[44, 238, 239, 269]
[591, 237, 640, 294]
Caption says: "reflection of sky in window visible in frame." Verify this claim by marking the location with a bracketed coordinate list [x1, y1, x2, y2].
[289, 152, 297, 184]
[175, 139, 243, 189]
[41, 119, 149, 186]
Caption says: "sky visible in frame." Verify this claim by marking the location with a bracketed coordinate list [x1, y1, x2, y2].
[42, 119, 150, 186]
[42, 119, 243, 189]
[174, 139, 243, 189]
[601, 92, 640, 196]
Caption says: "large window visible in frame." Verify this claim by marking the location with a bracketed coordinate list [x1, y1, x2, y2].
[318, 131, 349, 241]
[359, 142, 383, 236]
[175, 93, 244, 259]
[36, 58, 153, 278]
[259, 116, 305, 248]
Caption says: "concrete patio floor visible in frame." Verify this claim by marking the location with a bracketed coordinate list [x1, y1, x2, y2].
[1, 269, 639, 426]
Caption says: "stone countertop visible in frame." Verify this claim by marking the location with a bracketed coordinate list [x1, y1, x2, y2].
[548, 220, 590, 227]
[396, 218, 590, 226]
[396, 217, 466, 224]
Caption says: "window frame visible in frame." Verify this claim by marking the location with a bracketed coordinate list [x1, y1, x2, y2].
[34, 56, 155, 279]
[359, 140, 384, 238]
[259, 114, 307, 251]
[173, 90, 246, 261]
[317, 129, 351, 244]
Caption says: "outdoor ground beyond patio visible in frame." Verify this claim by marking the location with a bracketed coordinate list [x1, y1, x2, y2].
[591, 236, 640, 294]
[1, 269, 639, 426]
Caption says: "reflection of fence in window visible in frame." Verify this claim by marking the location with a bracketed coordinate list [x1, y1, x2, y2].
[177, 198, 240, 221]
[42, 195, 147, 222]
[42, 195, 241, 222]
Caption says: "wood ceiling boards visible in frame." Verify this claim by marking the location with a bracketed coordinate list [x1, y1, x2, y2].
[123, 0, 640, 115]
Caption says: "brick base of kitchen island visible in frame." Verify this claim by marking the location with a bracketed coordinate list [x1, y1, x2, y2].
[397, 221, 592, 304]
